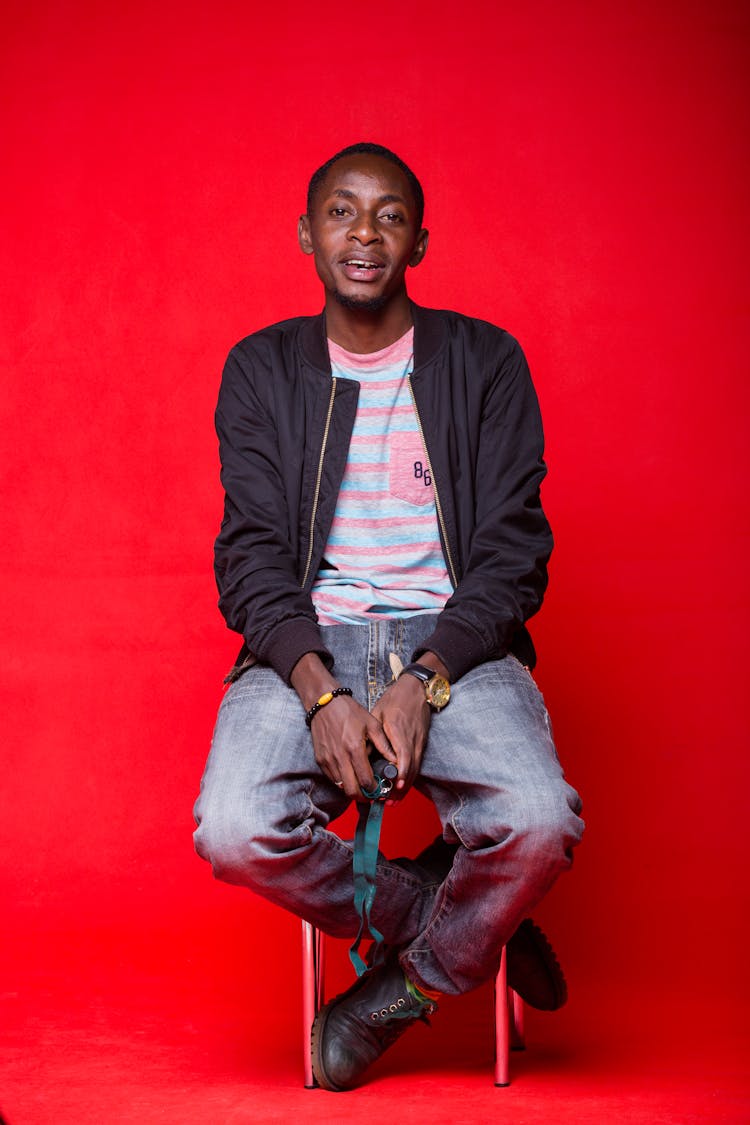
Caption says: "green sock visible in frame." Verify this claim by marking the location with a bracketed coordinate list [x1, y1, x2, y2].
[404, 973, 441, 1004]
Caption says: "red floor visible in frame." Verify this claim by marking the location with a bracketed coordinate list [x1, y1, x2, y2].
[3, 915, 747, 1125]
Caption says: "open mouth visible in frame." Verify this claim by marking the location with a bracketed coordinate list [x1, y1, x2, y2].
[342, 259, 383, 271]
[340, 258, 385, 282]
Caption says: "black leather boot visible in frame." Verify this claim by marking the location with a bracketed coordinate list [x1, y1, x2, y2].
[311, 958, 437, 1091]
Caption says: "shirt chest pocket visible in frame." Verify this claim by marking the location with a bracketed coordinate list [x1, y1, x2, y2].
[389, 430, 434, 507]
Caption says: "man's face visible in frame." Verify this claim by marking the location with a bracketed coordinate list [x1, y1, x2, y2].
[298, 154, 428, 312]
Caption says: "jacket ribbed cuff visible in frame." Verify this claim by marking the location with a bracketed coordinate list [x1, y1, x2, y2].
[412, 617, 501, 684]
[259, 617, 334, 685]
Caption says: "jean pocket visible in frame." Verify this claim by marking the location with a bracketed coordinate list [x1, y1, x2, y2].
[389, 431, 434, 506]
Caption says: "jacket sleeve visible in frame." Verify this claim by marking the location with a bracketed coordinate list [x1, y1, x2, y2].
[214, 345, 331, 683]
[415, 337, 553, 681]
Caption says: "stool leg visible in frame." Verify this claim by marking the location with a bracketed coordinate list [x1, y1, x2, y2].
[494, 945, 510, 1086]
[315, 925, 326, 1009]
[302, 920, 325, 1088]
[510, 989, 526, 1050]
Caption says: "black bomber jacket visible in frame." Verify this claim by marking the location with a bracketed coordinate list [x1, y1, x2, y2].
[214, 302, 553, 685]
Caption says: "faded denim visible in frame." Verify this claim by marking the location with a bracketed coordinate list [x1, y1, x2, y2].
[193, 616, 583, 995]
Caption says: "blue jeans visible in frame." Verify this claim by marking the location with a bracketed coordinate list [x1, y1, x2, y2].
[193, 617, 584, 995]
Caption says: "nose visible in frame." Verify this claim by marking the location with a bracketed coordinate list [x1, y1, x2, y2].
[348, 212, 381, 244]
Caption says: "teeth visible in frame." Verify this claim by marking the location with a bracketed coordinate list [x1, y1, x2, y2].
[345, 260, 380, 269]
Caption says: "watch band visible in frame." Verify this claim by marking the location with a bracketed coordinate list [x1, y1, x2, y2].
[400, 662, 435, 685]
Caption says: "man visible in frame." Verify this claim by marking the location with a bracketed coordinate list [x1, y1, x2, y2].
[194, 142, 584, 1091]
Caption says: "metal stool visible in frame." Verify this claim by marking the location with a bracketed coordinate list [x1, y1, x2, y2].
[301, 920, 525, 1087]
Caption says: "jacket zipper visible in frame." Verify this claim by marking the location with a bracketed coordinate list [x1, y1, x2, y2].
[301, 377, 337, 589]
[407, 376, 459, 588]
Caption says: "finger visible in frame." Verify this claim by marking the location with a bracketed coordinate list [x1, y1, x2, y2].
[325, 731, 376, 799]
[366, 718, 397, 765]
[311, 730, 357, 795]
[395, 732, 426, 793]
[375, 718, 413, 791]
[352, 738, 381, 795]
[327, 746, 366, 800]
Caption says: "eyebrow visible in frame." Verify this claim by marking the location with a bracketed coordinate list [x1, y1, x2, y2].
[330, 188, 407, 206]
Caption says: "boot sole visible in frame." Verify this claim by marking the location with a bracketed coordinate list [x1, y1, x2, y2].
[507, 918, 567, 1010]
[310, 997, 350, 1092]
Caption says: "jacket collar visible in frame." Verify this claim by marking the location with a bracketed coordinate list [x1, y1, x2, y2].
[297, 301, 448, 374]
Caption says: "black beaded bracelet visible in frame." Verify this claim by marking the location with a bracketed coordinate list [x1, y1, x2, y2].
[304, 686, 353, 728]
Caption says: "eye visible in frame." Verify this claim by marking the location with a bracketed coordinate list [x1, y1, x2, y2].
[381, 212, 404, 223]
[330, 207, 350, 217]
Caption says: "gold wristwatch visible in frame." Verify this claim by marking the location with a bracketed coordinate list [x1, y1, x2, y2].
[399, 662, 451, 711]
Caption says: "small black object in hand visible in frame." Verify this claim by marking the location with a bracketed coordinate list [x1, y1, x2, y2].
[361, 756, 398, 800]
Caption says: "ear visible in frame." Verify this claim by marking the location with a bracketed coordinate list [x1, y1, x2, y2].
[409, 228, 429, 269]
[298, 215, 314, 256]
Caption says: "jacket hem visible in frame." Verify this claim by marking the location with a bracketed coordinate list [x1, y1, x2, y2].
[261, 617, 334, 685]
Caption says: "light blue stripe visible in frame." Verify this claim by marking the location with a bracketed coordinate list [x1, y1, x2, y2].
[318, 550, 445, 568]
[328, 527, 439, 547]
[344, 450, 389, 466]
[351, 416, 419, 437]
[333, 499, 437, 519]
[336, 369, 412, 383]
[314, 582, 450, 602]
[338, 480, 390, 495]
[332, 509, 437, 525]
[357, 384, 413, 402]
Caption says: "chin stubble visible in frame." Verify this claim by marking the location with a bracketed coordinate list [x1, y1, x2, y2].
[333, 289, 389, 313]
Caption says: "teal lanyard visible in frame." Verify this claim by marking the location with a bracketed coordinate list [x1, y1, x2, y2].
[348, 759, 397, 976]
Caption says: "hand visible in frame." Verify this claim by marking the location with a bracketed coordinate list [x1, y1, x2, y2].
[309, 693, 395, 801]
[371, 673, 431, 798]
[290, 652, 395, 801]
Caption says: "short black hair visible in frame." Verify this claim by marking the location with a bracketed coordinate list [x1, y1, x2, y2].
[306, 142, 425, 229]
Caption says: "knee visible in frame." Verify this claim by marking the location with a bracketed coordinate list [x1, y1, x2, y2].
[463, 779, 583, 864]
[510, 783, 584, 867]
[193, 811, 259, 886]
[194, 803, 313, 889]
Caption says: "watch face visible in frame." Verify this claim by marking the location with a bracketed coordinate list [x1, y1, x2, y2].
[426, 676, 451, 710]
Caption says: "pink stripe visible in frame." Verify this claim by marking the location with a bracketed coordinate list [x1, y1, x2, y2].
[313, 592, 447, 612]
[335, 490, 391, 501]
[365, 565, 449, 577]
[313, 594, 372, 610]
[341, 474, 388, 486]
[331, 515, 437, 530]
[346, 378, 409, 390]
[315, 605, 390, 621]
[356, 405, 415, 417]
[329, 334, 413, 368]
[332, 339, 412, 361]
[317, 565, 449, 579]
[326, 541, 444, 557]
[316, 583, 372, 595]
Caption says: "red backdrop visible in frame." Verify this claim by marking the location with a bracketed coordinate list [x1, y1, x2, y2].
[2, 0, 748, 1088]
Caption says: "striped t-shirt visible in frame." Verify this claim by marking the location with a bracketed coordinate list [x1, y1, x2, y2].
[311, 328, 453, 625]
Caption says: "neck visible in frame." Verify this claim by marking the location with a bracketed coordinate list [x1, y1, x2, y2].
[324, 290, 413, 354]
